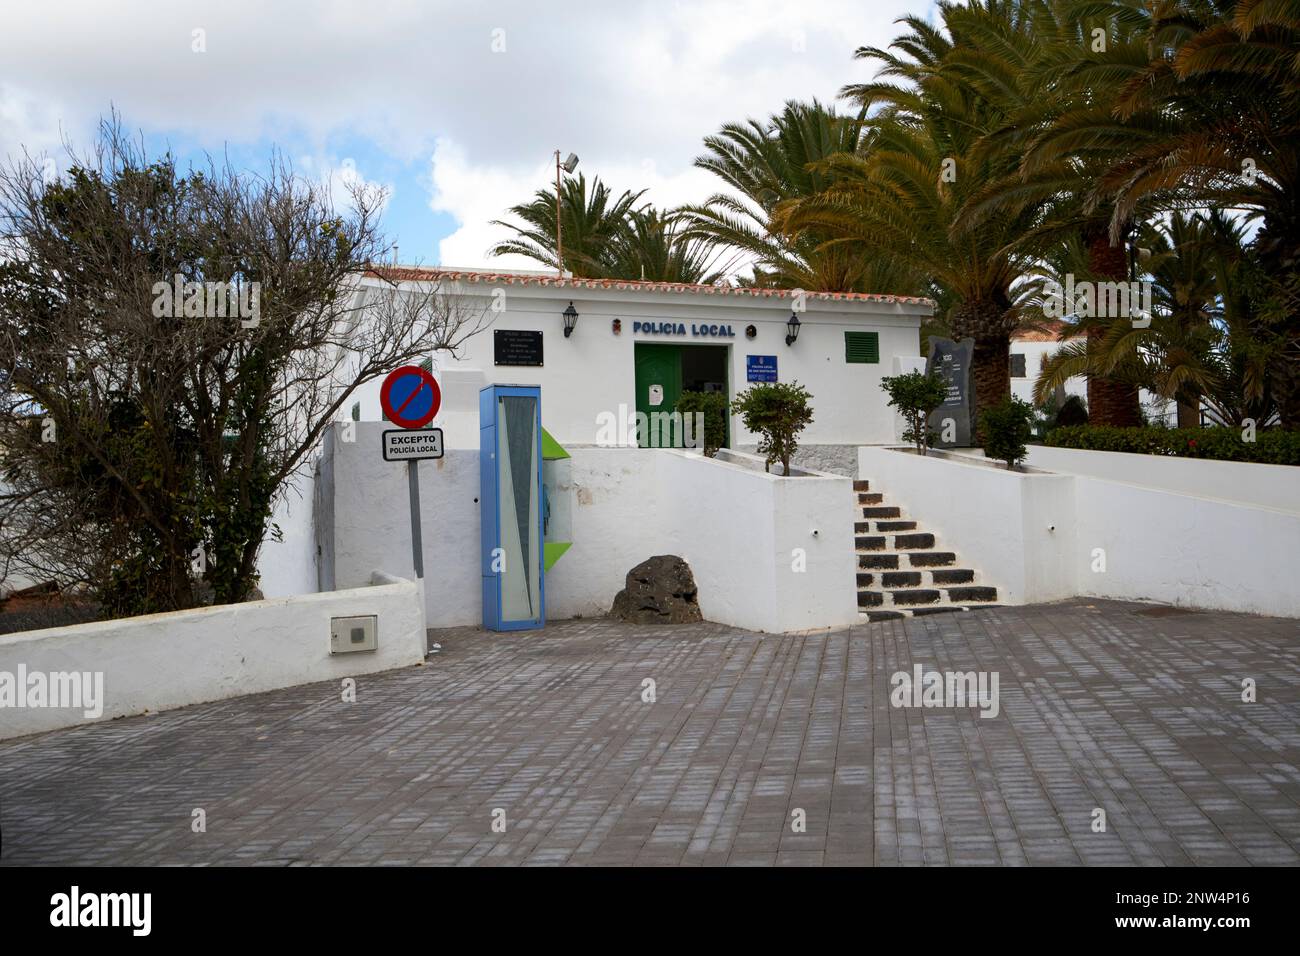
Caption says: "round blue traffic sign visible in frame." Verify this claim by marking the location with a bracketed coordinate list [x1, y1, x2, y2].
[380, 365, 441, 429]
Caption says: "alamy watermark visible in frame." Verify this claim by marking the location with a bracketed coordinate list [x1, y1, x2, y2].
[594, 403, 707, 449]
[1042, 274, 1152, 327]
[0, 665, 104, 719]
[152, 273, 260, 328]
[890, 663, 1000, 719]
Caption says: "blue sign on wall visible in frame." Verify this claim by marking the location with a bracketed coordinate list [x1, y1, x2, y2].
[746, 355, 778, 382]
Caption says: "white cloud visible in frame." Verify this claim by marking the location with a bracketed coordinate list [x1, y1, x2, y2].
[0, 0, 934, 267]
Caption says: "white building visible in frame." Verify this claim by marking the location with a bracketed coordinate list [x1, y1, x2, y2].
[1010, 322, 1087, 407]
[344, 268, 932, 475]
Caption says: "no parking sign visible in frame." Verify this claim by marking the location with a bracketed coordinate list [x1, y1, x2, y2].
[380, 365, 441, 430]
[379, 365, 443, 581]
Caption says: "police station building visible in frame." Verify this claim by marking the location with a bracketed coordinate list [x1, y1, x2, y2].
[347, 267, 931, 474]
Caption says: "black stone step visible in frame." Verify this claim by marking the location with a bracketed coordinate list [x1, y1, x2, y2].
[859, 553, 898, 570]
[910, 605, 969, 618]
[875, 520, 917, 532]
[861, 506, 901, 519]
[891, 588, 941, 605]
[931, 568, 975, 585]
[864, 609, 905, 622]
[881, 570, 921, 588]
[893, 532, 935, 550]
[946, 585, 998, 603]
[909, 551, 956, 567]
[858, 492, 883, 505]
[855, 535, 886, 551]
[856, 572, 874, 587]
[857, 590, 883, 607]
[852, 479, 870, 492]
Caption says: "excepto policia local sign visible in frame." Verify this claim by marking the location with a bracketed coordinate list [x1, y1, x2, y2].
[382, 429, 444, 461]
[633, 321, 736, 338]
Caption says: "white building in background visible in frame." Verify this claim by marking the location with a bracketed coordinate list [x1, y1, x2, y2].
[343, 267, 932, 475]
[1010, 322, 1087, 407]
[1010, 322, 1176, 424]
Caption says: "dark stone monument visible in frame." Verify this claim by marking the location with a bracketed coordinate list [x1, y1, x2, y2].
[610, 555, 703, 624]
[926, 336, 976, 448]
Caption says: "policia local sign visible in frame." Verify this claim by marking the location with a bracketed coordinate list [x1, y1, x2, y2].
[382, 429, 444, 461]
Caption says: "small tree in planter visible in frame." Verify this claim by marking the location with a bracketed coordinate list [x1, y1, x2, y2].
[675, 390, 728, 457]
[880, 370, 947, 455]
[981, 396, 1036, 470]
[731, 381, 814, 475]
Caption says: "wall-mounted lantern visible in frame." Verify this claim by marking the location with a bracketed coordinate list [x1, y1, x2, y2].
[563, 301, 579, 338]
[785, 312, 801, 346]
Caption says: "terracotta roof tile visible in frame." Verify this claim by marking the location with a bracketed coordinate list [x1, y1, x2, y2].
[1014, 320, 1081, 342]
[366, 266, 934, 308]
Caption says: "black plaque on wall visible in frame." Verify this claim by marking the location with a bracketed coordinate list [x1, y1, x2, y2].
[494, 329, 543, 366]
[926, 336, 976, 447]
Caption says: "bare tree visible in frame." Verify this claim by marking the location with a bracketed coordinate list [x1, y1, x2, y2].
[0, 118, 488, 614]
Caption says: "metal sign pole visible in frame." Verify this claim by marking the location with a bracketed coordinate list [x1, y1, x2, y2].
[407, 459, 424, 578]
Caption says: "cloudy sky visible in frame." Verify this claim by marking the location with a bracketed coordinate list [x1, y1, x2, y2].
[0, 0, 935, 272]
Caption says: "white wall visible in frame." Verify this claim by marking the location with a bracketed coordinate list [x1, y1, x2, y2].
[659, 450, 858, 633]
[859, 445, 1300, 618]
[257, 467, 320, 598]
[1071, 479, 1300, 617]
[0, 574, 426, 740]
[322, 424, 858, 633]
[1023, 445, 1300, 514]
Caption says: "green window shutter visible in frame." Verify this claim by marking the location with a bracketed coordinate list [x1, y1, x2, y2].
[844, 331, 879, 364]
[418, 357, 433, 373]
[350, 401, 361, 421]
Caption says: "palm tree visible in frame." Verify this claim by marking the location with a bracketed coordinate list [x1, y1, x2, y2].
[605, 208, 728, 284]
[489, 173, 645, 277]
[941, 0, 1159, 426]
[1073, 0, 1300, 427]
[776, 4, 1048, 430]
[679, 99, 924, 294]
[1031, 211, 1279, 427]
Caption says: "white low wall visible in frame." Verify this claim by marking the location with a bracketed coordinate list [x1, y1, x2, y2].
[0, 573, 426, 741]
[1023, 445, 1300, 514]
[859, 445, 1300, 617]
[658, 450, 858, 633]
[323, 423, 857, 633]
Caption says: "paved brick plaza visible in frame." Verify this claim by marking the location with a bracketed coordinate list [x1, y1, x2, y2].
[1, 599, 1297, 866]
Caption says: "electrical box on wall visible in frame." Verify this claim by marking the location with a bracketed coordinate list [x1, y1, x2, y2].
[330, 615, 378, 654]
[479, 384, 545, 631]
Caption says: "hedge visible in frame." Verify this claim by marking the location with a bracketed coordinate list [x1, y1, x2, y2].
[1045, 426, 1300, 465]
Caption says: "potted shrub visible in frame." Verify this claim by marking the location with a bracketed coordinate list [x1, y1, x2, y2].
[980, 396, 1036, 470]
[730, 381, 814, 475]
[880, 370, 948, 455]
[674, 390, 729, 457]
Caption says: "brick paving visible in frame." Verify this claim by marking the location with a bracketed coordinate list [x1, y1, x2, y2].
[0, 598, 1297, 866]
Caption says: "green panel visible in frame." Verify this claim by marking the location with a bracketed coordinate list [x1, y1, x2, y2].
[543, 540, 571, 571]
[541, 426, 570, 460]
[633, 344, 683, 448]
[844, 331, 880, 364]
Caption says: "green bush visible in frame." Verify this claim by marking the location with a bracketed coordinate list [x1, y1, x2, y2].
[1046, 425, 1300, 465]
[674, 390, 729, 457]
[980, 396, 1036, 470]
[731, 381, 814, 475]
[880, 370, 947, 455]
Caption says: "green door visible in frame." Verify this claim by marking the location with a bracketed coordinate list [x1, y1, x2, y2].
[634, 343, 682, 448]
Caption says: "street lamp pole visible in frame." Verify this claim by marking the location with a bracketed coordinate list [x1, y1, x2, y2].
[555, 150, 563, 277]
[554, 150, 579, 278]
